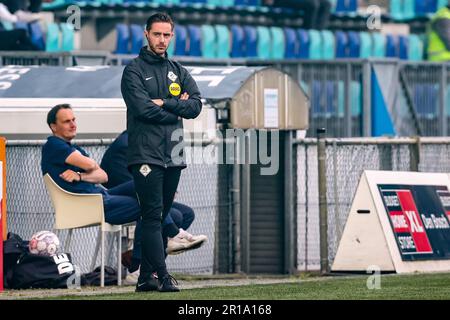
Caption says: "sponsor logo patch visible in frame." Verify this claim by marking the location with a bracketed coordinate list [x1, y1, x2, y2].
[169, 82, 181, 96]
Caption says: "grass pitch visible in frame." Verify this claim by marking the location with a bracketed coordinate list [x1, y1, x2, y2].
[45, 272, 450, 300]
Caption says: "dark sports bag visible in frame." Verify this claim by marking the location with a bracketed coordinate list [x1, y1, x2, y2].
[3, 232, 76, 289]
[11, 252, 76, 289]
[81, 265, 118, 286]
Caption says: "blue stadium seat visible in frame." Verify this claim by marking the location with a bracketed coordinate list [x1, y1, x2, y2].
[256, 26, 271, 59]
[414, 83, 439, 117]
[215, 25, 230, 58]
[220, 0, 234, 6]
[115, 23, 129, 54]
[243, 26, 258, 58]
[308, 30, 322, 60]
[187, 25, 202, 56]
[45, 22, 60, 52]
[270, 26, 284, 59]
[235, 0, 260, 5]
[321, 30, 335, 59]
[351, 81, 362, 117]
[325, 81, 336, 114]
[231, 25, 245, 58]
[408, 34, 423, 61]
[130, 24, 143, 54]
[398, 35, 409, 60]
[415, 0, 437, 16]
[174, 25, 188, 56]
[385, 34, 398, 58]
[337, 81, 344, 116]
[347, 31, 360, 58]
[284, 27, 297, 59]
[390, 0, 404, 20]
[403, 0, 416, 19]
[297, 29, 310, 59]
[335, 0, 357, 13]
[438, 0, 448, 9]
[201, 25, 216, 58]
[60, 23, 74, 51]
[167, 38, 175, 57]
[372, 32, 385, 57]
[181, 0, 207, 3]
[29, 21, 45, 51]
[359, 32, 372, 58]
[312, 80, 323, 115]
[335, 31, 348, 58]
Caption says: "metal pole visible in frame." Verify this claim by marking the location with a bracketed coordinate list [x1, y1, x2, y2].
[362, 60, 372, 137]
[233, 138, 242, 274]
[409, 136, 421, 172]
[284, 131, 295, 274]
[317, 128, 329, 275]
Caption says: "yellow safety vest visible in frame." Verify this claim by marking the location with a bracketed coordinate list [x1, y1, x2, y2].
[428, 7, 450, 62]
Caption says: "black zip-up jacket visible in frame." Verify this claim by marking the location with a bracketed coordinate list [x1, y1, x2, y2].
[121, 46, 202, 169]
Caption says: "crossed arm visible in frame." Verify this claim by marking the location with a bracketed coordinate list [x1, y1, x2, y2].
[59, 150, 108, 184]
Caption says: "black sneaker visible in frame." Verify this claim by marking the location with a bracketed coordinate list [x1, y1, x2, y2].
[135, 274, 158, 292]
[158, 274, 180, 292]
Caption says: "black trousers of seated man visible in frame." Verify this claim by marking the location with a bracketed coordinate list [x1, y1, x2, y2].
[131, 164, 182, 281]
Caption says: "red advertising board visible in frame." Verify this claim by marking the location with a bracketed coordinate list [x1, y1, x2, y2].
[379, 184, 450, 261]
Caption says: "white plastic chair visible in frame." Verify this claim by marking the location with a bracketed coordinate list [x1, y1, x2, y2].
[43, 173, 122, 287]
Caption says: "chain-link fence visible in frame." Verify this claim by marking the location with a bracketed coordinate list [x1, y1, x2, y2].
[5, 140, 220, 275]
[279, 61, 365, 138]
[295, 137, 450, 272]
[401, 63, 446, 136]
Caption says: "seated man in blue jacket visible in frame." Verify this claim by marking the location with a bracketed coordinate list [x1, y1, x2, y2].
[101, 130, 207, 278]
[41, 104, 205, 283]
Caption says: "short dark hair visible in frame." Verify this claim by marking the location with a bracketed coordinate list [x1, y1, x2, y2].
[47, 104, 72, 128]
[145, 12, 174, 31]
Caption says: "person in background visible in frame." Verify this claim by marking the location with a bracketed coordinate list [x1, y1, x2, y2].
[263, 0, 332, 30]
[427, 0, 450, 62]
[0, 2, 40, 51]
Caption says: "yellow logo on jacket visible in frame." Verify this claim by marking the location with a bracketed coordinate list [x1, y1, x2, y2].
[169, 82, 181, 96]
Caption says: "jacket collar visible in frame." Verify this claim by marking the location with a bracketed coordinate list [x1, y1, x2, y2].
[139, 46, 168, 64]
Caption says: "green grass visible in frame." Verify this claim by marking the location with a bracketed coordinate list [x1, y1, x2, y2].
[47, 273, 450, 300]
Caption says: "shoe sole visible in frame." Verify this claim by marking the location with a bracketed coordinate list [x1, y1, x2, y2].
[167, 238, 207, 255]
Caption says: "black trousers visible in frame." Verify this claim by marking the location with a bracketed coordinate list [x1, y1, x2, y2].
[0, 30, 38, 51]
[2, 0, 42, 12]
[274, 0, 331, 30]
[131, 164, 181, 279]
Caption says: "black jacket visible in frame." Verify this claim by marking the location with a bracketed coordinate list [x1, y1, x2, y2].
[121, 46, 202, 169]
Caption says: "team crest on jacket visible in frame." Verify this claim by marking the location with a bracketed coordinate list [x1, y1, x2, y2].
[168, 71, 177, 82]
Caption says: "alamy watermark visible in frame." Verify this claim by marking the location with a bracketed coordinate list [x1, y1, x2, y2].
[366, 5, 382, 31]
[170, 128, 280, 176]
[66, 5, 81, 30]
[366, 265, 381, 290]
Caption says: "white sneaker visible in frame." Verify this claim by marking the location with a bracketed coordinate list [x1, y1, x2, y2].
[124, 269, 139, 286]
[166, 229, 207, 255]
